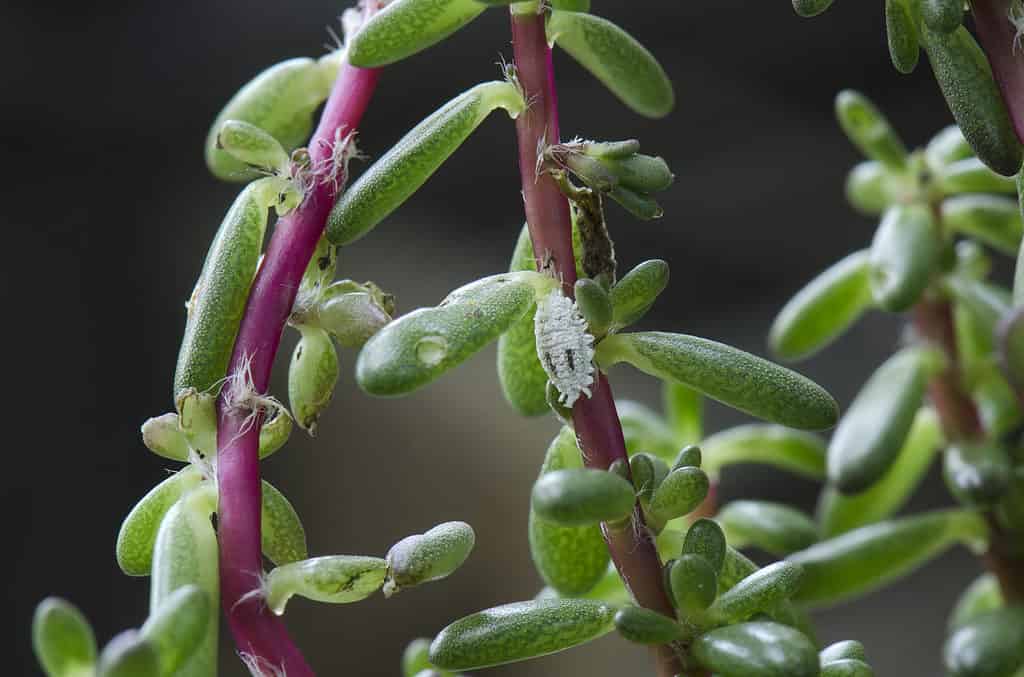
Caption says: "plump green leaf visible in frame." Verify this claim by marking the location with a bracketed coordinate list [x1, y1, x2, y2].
[606, 259, 669, 330]
[647, 466, 709, 525]
[315, 291, 392, 349]
[682, 518, 727, 575]
[673, 444, 702, 470]
[574, 278, 612, 336]
[868, 203, 941, 312]
[347, 0, 486, 68]
[384, 521, 475, 596]
[944, 441, 1012, 506]
[288, 326, 339, 434]
[117, 467, 204, 577]
[96, 631, 160, 677]
[827, 346, 940, 493]
[140, 585, 210, 677]
[950, 574, 1004, 630]
[701, 424, 827, 479]
[357, 272, 549, 395]
[835, 90, 908, 169]
[596, 332, 839, 430]
[529, 427, 610, 596]
[821, 659, 874, 676]
[944, 607, 1024, 677]
[692, 621, 819, 677]
[613, 606, 682, 645]
[258, 407, 293, 460]
[546, 10, 674, 118]
[719, 500, 818, 556]
[215, 119, 290, 175]
[532, 468, 636, 525]
[174, 179, 273, 398]
[668, 554, 718, 616]
[942, 195, 1023, 255]
[788, 509, 986, 608]
[328, 81, 524, 245]
[708, 561, 805, 624]
[261, 480, 308, 566]
[845, 162, 906, 215]
[885, 0, 920, 74]
[937, 158, 1017, 194]
[922, 25, 1023, 176]
[33, 598, 97, 677]
[140, 413, 190, 462]
[205, 58, 330, 181]
[266, 555, 387, 613]
[630, 452, 669, 500]
[922, 0, 964, 33]
[820, 640, 867, 664]
[770, 250, 873, 360]
[429, 599, 616, 670]
[818, 407, 943, 536]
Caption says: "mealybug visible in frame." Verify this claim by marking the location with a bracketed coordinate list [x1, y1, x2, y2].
[534, 289, 596, 406]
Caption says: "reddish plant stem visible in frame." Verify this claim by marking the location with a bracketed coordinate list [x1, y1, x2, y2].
[509, 10, 685, 677]
[972, 0, 1024, 146]
[913, 298, 1024, 602]
[214, 18, 381, 673]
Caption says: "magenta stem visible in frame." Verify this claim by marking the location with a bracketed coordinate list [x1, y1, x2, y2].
[214, 15, 381, 674]
[509, 10, 684, 677]
[972, 0, 1024, 145]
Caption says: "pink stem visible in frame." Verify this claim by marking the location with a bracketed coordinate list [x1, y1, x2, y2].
[215, 15, 381, 674]
[509, 10, 684, 677]
[972, 0, 1024, 144]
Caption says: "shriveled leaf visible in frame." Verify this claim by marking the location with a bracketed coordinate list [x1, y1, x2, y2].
[384, 521, 475, 596]
[266, 556, 387, 614]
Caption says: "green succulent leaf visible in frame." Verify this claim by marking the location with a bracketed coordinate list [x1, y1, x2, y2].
[531, 468, 637, 525]
[701, 424, 827, 479]
[787, 509, 987, 608]
[266, 555, 387, 614]
[692, 621, 820, 677]
[943, 441, 1012, 507]
[949, 573, 1004, 630]
[140, 585, 210, 677]
[546, 10, 674, 118]
[770, 250, 873, 360]
[607, 259, 669, 330]
[403, 638, 434, 677]
[613, 606, 682, 645]
[384, 521, 475, 596]
[429, 599, 616, 670]
[792, 0, 835, 17]
[315, 292, 393, 349]
[868, 203, 941, 312]
[708, 561, 805, 625]
[921, 0, 964, 33]
[288, 326, 339, 434]
[258, 407, 293, 460]
[347, 0, 486, 68]
[821, 659, 875, 676]
[668, 554, 718, 616]
[327, 81, 525, 245]
[820, 640, 868, 664]
[827, 345, 941, 493]
[215, 119, 290, 175]
[885, 0, 920, 74]
[96, 631, 161, 677]
[718, 500, 818, 556]
[174, 179, 274, 398]
[845, 162, 906, 215]
[647, 466, 709, 526]
[936, 158, 1018, 194]
[944, 607, 1024, 677]
[663, 381, 703, 446]
[32, 598, 97, 677]
[942, 195, 1023, 255]
[631, 452, 670, 501]
[818, 407, 943, 536]
[261, 480, 308, 567]
[922, 25, 1023, 176]
[682, 518, 727, 575]
[357, 272, 551, 395]
[574, 278, 613, 337]
[140, 413, 190, 462]
[596, 332, 839, 431]
[205, 58, 331, 181]
[529, 427, 610, 596]
[835, 90, 908, 169]
[926, 125, 974, 172]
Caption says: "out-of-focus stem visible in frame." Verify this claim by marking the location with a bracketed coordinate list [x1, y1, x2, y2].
[509, 9, 686, 677]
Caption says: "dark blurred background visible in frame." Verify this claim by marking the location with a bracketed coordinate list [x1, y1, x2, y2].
[3, 1, 989, 674]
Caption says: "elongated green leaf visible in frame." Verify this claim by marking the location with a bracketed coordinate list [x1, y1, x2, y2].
[708, 561, 804, 624]
[663, 381, 702, 446]
[358, 272, 551, 395]
[261, 480, 308, 566]
[347, 0, 486, 68]
[788, 509, 986, 608]
[835, 90, 908, 169]
[384, 521, 475, 595]
[937, 157, 1017, 194]
[429, 599, 616, 670]
[647, 466, 708, 526]
[266, 556, 387, 614]
[922, 25, 1023, 176]
[926, 125, 974, 171]
[827, 346, 940, 493]
[682, 518, 727, 575]
[608, 259, 669, 330]
[949, 573, 1004, 630]
[532, 468, 636, 525]
[328, 81, 524, 246]
[868, 203, 941, 312]
[820, 640, 867, 664]
[886, 0, 920, 74]
[140, 585, 210, 677]
[616, 399, 678, 458]
[770, 250, 873, 360]
[288, 326, 339, 434]
[33, 598, 97, 677]
[596, 332, 838, 430]
[116, 467, 204, 577]
[547, 10, 674, 118]
[693, 621, 819, 677]
[205, 58, 330, 181]
[942, 195, 1023, 254]
[529, 427, 610, 596]
[922, 0, 964, 33]
[174, 179, 274, 397]
[719, 500, 818, 556]
[613, 606, 682, 645]
[818, 408, 943, 536]
[574, 278, 612, 337]
[701, 424, 826, 479]
[944, 607, 1024, 677]
[215, 120, 290, 175]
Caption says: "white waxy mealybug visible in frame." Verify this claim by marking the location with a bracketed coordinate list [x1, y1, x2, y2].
[534, 289, 596, 406]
